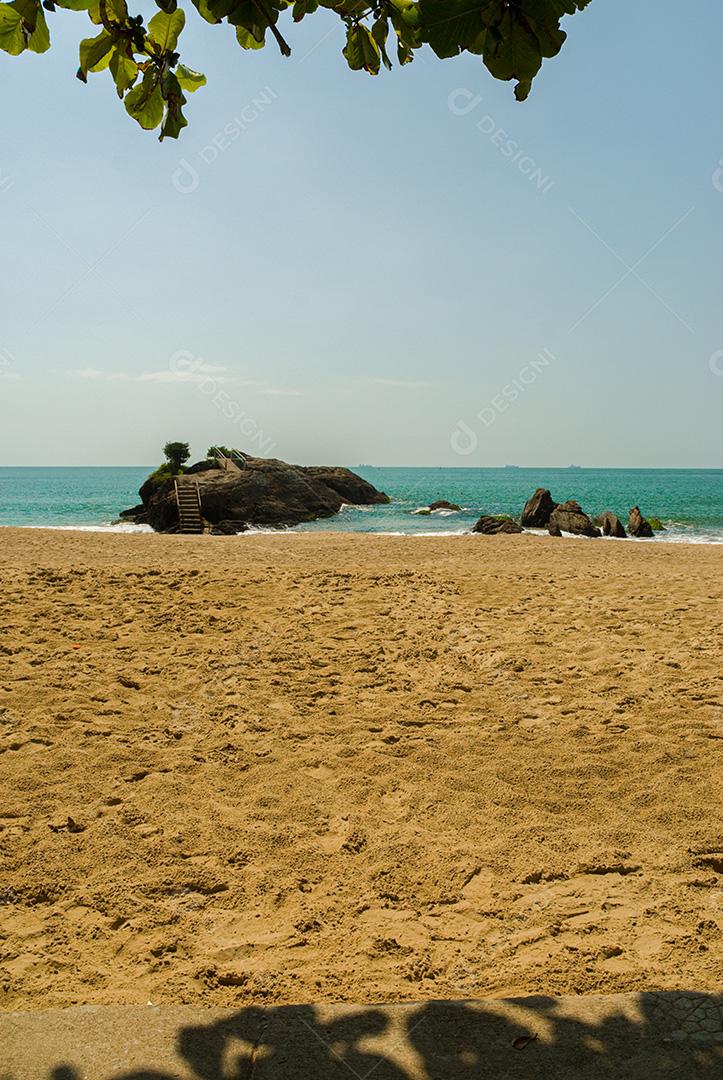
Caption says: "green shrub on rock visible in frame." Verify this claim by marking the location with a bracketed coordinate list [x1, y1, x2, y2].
[140, 461, 187, 504]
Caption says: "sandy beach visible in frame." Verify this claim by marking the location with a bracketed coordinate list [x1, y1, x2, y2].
[0, 528, 721, 1010]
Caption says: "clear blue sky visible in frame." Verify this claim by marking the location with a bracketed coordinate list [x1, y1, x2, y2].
[1, 0, 722, 467]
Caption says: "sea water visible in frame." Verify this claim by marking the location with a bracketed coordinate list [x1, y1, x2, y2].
[0, 466, 721, 544]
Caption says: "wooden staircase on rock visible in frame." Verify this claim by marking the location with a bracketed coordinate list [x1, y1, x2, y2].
[174, 478, 203, 534]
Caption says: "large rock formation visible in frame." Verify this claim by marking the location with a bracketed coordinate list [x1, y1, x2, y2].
[472, 515, 523, 535]
[121, 455, 389, 533]
[548, 500, 601, 538]
[599, 511, 627, 539]
[521, 488, 557, 528]
[628, 506, 654, 538]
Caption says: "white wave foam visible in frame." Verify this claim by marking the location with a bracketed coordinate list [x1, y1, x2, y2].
[3, 522, 154, 534]
[4, 521, 722, 545]
[524, 526, 723, 545]
[378, 529, 469, 537]
[243, 525, 289, 535]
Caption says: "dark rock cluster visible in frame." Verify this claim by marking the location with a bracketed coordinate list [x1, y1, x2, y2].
[473, 488, 659, 540]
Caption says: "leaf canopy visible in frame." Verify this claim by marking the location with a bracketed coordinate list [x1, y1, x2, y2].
[0, 0, 593, 138]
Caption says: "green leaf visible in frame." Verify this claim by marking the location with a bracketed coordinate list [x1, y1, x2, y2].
[520, 0, 566, 58]
[235, 23, 264, 49]
[343, 23, 380, 74]
[0, 5, 26, 54]
[189, 0, 217, 18]
[176, 62, 206, 91]
[396, 38, 413, 65]
[228, 0, 270, 43]
[10, 0, 38, 30]
[483, 8, 542, 85]
[419, 0, 486, 59]
[78, 28, 114, 78]
[109, 47, 137, 95]
[160, 105, 187, 140]
[124, 70, 164, 129]
[389, 0, 421, 48]
[147, 6, 185, 51]
[551, 0, 593, 13]
[292, 0, 316, 20]
[318, 0, 364, 14]
[203, 0, 236, 18]
[86, 0, 128, 23]
[159, 69, 187, 139]
[154, 0, 177, 11]
[105, 0, 129, 20]
[371, 15, 392, 70]
[27, 2, 49, 50]
[514, 77, 532, 102]
[6, 0, 52, 54]
[6, 0, 50, 50]
[90, 46, 112, 69]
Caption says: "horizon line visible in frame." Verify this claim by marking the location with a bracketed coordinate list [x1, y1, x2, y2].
[1, 463, 722, 471]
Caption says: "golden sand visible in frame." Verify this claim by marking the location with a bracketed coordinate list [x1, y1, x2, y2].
[0, 528, 721, 1008]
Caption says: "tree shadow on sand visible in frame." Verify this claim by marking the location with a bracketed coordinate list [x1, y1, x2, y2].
[34, 991, 723, 1080]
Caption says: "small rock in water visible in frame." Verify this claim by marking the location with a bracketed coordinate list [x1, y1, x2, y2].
[548, 501, 600, 538]
[210, 520, 248, 535]
[521, 488, 557, 527]
[628, 506, 654, 538]
[472, 516, 523, 535]
[599, 511, 627, 538]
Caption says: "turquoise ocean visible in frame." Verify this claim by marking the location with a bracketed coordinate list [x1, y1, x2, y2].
[0, 467, 721, 544]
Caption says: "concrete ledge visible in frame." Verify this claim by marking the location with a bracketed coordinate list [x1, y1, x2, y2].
[1, 993, 722, 1079]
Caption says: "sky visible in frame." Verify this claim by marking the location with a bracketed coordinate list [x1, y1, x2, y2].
[1, 0, 722, 468]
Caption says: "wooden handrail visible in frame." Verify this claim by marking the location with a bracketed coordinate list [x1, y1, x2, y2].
[209, 447, 247, 471]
